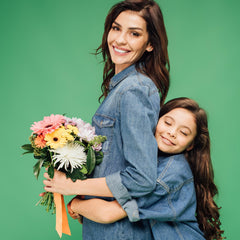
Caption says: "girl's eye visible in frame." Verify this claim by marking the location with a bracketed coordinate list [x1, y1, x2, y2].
[180, 131, 188, 136]
[165, 121, 171, 126]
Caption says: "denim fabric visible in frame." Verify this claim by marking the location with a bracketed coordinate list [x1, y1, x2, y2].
[82, 64, 160, 239]
[124, 153, 205, 240]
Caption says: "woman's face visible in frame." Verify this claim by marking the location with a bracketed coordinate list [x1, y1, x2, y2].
[155, 108, 197, 154]
[107, 10, 152, 74]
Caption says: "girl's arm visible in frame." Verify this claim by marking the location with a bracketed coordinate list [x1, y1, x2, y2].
[69, 198, 127, 224]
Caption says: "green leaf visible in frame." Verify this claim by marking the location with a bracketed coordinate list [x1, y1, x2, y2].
[80, 165, 88, 174]
[22, 151, 33, 155]
[66, 168, 87, 182]
[33, 155, 41, 159]
[95, 151, 104, 165]
[74, 140, 86, 148]
[33, 159, 45, 179]
[43, 162, 51, 168]
[86, 147, 96, 175]
[48, 165, 55, 179]
[21, 144, 34, 152]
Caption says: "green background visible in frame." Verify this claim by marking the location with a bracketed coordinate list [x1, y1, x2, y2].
[1, 0, 239, 239]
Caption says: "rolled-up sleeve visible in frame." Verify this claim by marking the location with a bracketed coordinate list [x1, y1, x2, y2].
[106, 85, 159, 215]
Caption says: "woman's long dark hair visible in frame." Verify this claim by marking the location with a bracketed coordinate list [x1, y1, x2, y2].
[159, 97, 225, 240]
[97, 0, 170, 105]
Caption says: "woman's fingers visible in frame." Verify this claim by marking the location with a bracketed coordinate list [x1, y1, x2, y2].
[39, 192, 46, 197]
[43, 171, 54, 191]
[43, 172, 50, 180]
[42, 169, 75, 195]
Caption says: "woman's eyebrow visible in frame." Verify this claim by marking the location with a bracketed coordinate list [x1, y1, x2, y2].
[113, 21, 144, 31]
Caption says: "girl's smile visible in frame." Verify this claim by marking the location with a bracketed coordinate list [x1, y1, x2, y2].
[160, 135, 176, 146]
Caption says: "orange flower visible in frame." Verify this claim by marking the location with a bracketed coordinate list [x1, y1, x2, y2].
[34, 135, 47, 149]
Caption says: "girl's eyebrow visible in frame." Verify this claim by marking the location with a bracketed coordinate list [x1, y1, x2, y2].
[164, 115, 174, 121]
[113, 21, 144, 31]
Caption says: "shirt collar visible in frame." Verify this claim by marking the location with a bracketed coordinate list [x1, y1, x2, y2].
[109, 65, 136, 91]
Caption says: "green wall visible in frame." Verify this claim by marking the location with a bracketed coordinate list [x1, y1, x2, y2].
[1, 0, 239, 239]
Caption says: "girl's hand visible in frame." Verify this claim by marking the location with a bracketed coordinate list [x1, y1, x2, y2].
[43, 169, 78, 195]
[67, 196, 84, 224]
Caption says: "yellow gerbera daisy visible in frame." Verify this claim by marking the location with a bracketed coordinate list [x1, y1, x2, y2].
[66, 125, 79, 135]
[44, 128, 68, 149]
[59, 126, 75, 141]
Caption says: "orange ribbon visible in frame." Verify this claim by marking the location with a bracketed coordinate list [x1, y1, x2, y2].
[53, 193, 71, 238]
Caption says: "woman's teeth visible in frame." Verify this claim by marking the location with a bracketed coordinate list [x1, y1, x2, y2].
[114, 47, 128, 53]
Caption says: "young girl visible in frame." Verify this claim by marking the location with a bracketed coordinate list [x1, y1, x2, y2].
[43, 0, 170, 239]
[67, 98, 225, 240]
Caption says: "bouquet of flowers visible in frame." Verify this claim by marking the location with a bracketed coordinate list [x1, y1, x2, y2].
[22, 114, 106, 216]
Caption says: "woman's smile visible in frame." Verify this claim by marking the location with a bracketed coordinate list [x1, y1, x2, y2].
[112, 45, 130, 55]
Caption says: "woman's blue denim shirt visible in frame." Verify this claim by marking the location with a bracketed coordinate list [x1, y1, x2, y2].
[124, 153, 205, 240]
[82, 64, 160, 240]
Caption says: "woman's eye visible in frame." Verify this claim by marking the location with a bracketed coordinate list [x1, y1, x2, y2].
[131, 32, 140, 37]
[112, 26, 120, 31]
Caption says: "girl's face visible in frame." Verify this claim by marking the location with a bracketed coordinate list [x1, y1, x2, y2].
[107, 10, 153, 74]
[155, 108, 197, 154]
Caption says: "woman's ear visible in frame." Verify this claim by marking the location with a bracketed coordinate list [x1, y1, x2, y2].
[146, 43, 153, 52]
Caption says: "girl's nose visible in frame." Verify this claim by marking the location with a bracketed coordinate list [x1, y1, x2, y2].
[168, 128, 176, 138]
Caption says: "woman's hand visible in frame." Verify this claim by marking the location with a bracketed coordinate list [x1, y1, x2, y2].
[43, 169, 113, 197]
[43, 169, 78, 195]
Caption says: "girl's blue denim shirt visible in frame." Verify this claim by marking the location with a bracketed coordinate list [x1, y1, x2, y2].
[82, 64, 160, 240]
[124, 153, 205, 240]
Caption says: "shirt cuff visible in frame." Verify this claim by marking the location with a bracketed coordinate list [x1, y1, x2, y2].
[122, 199, 140, 222]
[105, 171, 131, 205]
[106, 171, 141, 222]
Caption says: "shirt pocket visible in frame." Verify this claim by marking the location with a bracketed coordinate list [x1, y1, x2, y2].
[92, 114, 115, 154]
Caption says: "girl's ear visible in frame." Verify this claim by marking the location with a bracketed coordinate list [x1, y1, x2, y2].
[186, 142, 194, 151]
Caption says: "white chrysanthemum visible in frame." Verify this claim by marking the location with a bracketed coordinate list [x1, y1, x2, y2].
[51, 143, 87, 172]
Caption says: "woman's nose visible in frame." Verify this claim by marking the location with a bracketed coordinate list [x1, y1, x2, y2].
[116, 32, 127, 45]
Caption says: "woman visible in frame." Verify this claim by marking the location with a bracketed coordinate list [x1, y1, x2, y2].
[43, 0, 170, 239]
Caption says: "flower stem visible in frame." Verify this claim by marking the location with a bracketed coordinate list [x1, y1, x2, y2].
[36, 192, 56, 214]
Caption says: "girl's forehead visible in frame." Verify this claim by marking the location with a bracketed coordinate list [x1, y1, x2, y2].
[161, 108, 196, 129]
[162, 108, 194, 119]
